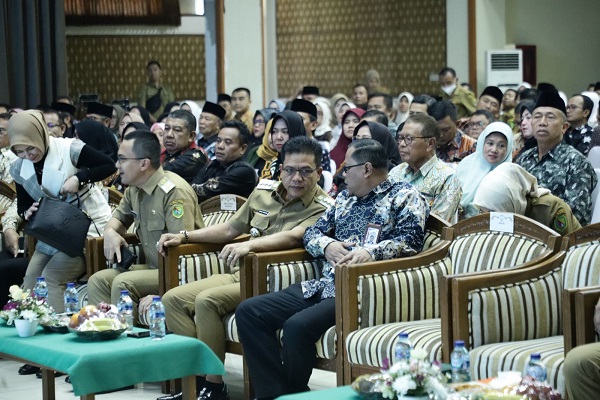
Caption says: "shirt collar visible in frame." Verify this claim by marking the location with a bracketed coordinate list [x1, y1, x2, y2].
[273, 182, 320, 208]
[140, 167, 166, 195]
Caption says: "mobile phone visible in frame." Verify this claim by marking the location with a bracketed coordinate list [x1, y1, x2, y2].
[127, 330, 150, 338]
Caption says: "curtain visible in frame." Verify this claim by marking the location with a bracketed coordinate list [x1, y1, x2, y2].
[0, 0, 67, 108]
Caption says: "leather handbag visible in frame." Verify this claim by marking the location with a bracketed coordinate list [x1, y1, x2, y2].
[23, 196, 92, 258]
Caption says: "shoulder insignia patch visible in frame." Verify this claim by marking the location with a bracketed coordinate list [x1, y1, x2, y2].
[315, 194, 335, 208]
[553, 208, 567, 233]
[159, 177, 176, 194]
[192, 152, 202, 159]
[171, 200, 184, 219]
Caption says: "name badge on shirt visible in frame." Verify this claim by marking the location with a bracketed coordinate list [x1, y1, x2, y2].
[363, 223, 382, 246]
[256, 179, 276, 190]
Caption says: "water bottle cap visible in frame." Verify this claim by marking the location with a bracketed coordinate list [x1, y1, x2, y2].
[66, 282, 75, 288]
[37, 277, 45, 282]
[454, 340, 465, 346]
[399, 332, 409, 339]
[152, 296, 161, 301]
[530, 353, 541, 359]
[120, 289, 129, 295]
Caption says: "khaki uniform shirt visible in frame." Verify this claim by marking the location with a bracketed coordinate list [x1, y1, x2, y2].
[234, 109, 254, 133]
[227, 179, 333, 273]
[442, 84, 477, 119]
[527, 194, 582, 236]
[112, 168, 204, 268]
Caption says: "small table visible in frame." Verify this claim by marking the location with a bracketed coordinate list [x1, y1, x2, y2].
[0, 324, 225, 400]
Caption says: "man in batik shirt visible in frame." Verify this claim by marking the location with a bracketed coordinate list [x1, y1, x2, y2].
[236, 139, 429, 400]
[517, 90, 597, 225]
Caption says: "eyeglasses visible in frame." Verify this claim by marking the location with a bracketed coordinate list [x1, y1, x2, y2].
[467, 121, 486, 129]
[395, 135, 432, 145]
[566, 105, 582, 111]
[0, 128, 7, 136]
[342, 162, 366, 174]
[47, 123, 62, 129]
[86, 115, 104, 122]
[281, 167, 316, 178]
[117, 156, 146, 163]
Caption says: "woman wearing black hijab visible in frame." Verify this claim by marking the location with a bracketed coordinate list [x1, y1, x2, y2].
[353, 120, 402, 170]
[74, 120, 119, 162]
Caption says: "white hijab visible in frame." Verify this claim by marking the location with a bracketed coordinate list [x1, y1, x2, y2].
[456, 121, 514, 219]
[313, 99, 333, 140]
[473, 163, 550, 214]
[394, 92, 414, 125]
[180, 100, 202, 134]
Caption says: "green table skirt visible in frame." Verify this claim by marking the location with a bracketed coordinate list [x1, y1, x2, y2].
[0, 324, 225, 396]
[278, 386, 360, 399]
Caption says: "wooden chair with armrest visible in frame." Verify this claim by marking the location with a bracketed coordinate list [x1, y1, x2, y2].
[341, 213, 562, 385]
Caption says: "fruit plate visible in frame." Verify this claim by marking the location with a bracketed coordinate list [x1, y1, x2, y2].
[40, 314, 71, 333]
[68, 327, 126, 341]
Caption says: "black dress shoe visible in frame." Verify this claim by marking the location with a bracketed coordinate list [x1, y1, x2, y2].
[157, 392, 183, 400]
[36, 369, 66, 379]
[18, 364, 40, 375]
[65, 375, 71, 384]
[198, 384, 230, 400]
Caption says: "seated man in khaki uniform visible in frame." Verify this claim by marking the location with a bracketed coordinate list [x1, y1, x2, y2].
[155, 136, 333, 400]
[87, 130, 203, 318]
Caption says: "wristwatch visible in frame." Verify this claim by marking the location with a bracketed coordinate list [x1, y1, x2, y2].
[179, 230, 189, 244]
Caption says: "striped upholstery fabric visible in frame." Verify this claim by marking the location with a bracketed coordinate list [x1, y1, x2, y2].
[224, 313, 238, 342]
[450, 232, 546, 275]
[76, 283, 88, 309]
[562, 239, 600, 289]
[346, 319, 442, 367]
[468, 267, 562, 349]
[178, 252, 234, 285]
[358, 258, 452, 329]
[470, 336, 565, 395]
[203, 211, 236, 227]
[266, 258, 326, 293]
[423, 229, 441, 250]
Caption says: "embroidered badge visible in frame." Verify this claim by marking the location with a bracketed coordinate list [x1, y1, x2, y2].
[553, 209, 567, 233]
[170, 200, 184, 219]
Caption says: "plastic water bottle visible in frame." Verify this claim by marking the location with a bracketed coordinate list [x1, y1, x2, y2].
[149, 296, 166, 340]
[524, 353, 547, 382]
[451, 340, 471, 383]
[33, 277, 48, 302]
[394, 332, 412, 363]
[64, 282, 78, 314]
[117, 290, 134, 332]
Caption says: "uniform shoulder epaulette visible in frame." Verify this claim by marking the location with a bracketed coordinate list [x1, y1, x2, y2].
[158, 177, 176, 194]
[256, 179, 279, 190]
[315, 194, 335, 208]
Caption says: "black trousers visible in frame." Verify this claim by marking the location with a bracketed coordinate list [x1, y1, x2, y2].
[235, 283, 335, 399]
[0, 255, 28, 309]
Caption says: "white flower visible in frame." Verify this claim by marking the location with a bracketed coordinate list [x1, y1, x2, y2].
[411, 347, 428, 361]
[9, 285, 26, 301]
[425, 377, 449, 399]
[19, 310, 38, 321]
[392, 375, 416, 396]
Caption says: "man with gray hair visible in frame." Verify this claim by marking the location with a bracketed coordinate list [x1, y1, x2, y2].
[390, 113, 462, 222]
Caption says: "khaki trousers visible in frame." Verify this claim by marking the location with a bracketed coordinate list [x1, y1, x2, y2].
[564, 342, 600, 400]
[23, 250, 85, 313]
[162, 272, 240, 362]
[87, 265, 157, 324]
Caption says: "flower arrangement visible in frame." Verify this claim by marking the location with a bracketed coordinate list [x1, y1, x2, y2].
[0, 285, 54, 325]
[354, 348, 449, 399]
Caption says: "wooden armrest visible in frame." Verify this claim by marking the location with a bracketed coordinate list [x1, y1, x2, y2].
[86, 233, 140, 277]
[450, 251, 567, 350]
[157, 235, 250, 295]
[572, 286, 600, 349]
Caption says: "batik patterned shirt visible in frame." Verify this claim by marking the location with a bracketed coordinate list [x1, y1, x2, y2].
[564, 124, 594, 156]
[389, 155, 462, 222]
[517, 142, 597, 225]
[436, 130, 476, 165]
[302, 179, 429, 299]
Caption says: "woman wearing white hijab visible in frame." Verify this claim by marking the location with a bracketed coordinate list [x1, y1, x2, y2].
[313, 99, 333, 147]
[394, 92, 414, 125]
[456, 121, 514, 219]
[473, 163, 581, 235]
[180, 100, 202, 134]
[582, 91, 599, 128]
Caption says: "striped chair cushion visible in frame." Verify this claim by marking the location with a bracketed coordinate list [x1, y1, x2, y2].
[346, 319, 442, 368]
[224, 313, 336, 359]
[178, 252, 234, 285]
[468, 267, 562, 349]
[470, 336, 565, 395]
[224, 312, 238, 342]
[266, 258, 326, 293]
[76, 282, 88, 309]
[423, 229, 441, 250]
[562, 240, 600, 289]
[450, 232, 547, 275]
[358, 258, 452, 329]
[203, 211, 236, 227]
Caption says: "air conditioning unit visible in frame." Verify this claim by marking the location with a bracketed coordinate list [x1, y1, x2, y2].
[486, 50, 523, 92]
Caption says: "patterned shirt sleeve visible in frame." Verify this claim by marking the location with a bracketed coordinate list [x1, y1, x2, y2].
[430, 173, 462, 222]
[303, 200, 338, 257]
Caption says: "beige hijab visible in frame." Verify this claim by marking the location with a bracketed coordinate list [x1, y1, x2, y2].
[7, 110, 49, 155]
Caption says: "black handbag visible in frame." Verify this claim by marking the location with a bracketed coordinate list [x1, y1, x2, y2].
[146, 89, 162, 113]
[23, 196, 92, 258]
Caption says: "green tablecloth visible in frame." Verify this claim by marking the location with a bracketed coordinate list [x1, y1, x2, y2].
[278, 386, 359, 399]
[0, 324, 225, 396]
